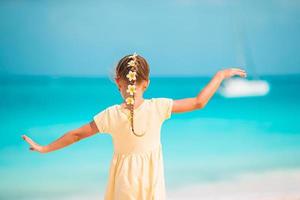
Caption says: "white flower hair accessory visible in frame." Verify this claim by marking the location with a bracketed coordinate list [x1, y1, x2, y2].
[125, 96, 134, 105]
[125, 52, 138, 105]
[126, 84, 136, 96]
[124, 52, 146, 137]
[126, 71, 137, 82]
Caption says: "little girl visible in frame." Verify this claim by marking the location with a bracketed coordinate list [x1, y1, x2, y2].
[22, 53, 246, 200]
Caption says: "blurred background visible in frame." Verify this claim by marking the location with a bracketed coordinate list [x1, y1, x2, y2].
[1, 0, 300, 199]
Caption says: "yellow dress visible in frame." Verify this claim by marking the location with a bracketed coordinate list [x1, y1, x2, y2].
[93, 97, 173, 200]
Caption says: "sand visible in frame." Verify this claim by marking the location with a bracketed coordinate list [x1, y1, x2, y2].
[167, 168, 300, 200]
[13, 169, 300, 200]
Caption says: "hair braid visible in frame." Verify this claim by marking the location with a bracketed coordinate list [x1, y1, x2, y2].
[126, 53, 146, 137]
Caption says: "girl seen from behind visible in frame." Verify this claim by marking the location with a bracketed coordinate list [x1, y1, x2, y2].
[22, 53, 246, 200]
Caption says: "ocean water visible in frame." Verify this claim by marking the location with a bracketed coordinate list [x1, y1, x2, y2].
[0, 75, 300, 199]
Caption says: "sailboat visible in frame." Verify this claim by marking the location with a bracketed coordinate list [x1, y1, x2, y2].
[218, 2, 270, 98]
[219, 77, 270, 98]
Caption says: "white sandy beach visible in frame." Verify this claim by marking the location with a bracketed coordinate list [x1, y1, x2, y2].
[16, 168, 300, 200]
[167, 168, 300, 200]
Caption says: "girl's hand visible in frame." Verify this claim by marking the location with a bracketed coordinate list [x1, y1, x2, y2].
[22, 135, 47, 153]
[219, 68, 247, 79]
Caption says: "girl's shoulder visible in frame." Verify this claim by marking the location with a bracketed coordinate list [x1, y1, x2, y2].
[150, 97, 173, 106]
[149, 97, 174, 121]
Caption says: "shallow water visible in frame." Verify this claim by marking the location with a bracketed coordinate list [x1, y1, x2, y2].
[0, 75, 300, 199]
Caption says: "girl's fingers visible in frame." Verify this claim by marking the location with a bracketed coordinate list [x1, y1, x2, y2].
[22, 135, 32, 144]
[232, 69, 246, 76]
[22, 135, 28, 141]
[22, 135, 37, 147]
[29, 146, 37, 151]
[22, 135, 43, 152]
[234, 69, 246, 73]
[231, 68, 246, 73]
[239, 71, 247, 77]
[222, 68, 246, 78]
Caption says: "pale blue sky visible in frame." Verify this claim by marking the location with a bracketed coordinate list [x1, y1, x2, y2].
[1, 0, 300, 76]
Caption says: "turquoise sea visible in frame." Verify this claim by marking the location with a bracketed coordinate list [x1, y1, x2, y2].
[1, 75, 300, 199]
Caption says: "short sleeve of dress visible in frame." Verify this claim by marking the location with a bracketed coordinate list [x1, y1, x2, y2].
[154, 98, 174, 122]
[93, 107, 112, 134]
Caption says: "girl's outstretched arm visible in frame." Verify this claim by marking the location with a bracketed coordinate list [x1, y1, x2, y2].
[22, 121, 99, 153]
[172, 68, 247, 113]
